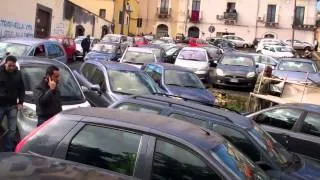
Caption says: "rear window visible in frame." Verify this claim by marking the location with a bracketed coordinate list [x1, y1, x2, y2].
[221, 55, 254, 67]
[178, 50, 207, 61]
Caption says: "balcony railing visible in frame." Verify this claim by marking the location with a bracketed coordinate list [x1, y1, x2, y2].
[293, 24, 316, 31]
[157, 7, 171, 18]
[265, 22, 279, 28]
[224, 12, 237, 21]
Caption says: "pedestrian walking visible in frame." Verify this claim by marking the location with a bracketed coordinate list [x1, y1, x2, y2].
[81, 35, 91, 58]
[0, 55, 25, 152]
[34, 66, 62, 127]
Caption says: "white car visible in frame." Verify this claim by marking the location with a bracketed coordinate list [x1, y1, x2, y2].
[222, 35, 252, 48]
[256, 39, 293, 53]
[120, 47, 157, 68]
[261, 45, 294, 58]
[285, 40, 314, 51]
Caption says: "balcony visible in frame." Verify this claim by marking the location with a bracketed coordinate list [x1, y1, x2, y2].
[157, 7, 171, 19]
[189, 10, 201, 23]
[293, 24, 316, 31]
[265, 22, 279, 28]
[224, 12, 237, 21]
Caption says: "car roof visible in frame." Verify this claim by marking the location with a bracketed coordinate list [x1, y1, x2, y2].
[181, 47, 207, 51]
[278, 58, 314, 63]
[146, 63, 193, 72]
[115, 95, 253, 128]
[62, 108, 224, 150]
[89, 60, 140, 71]
[224, 51, 255, 58]
[127, 47, 154, 53]
[140, 44, 163, 49]
[1, 38, 56, 46]
[0, 153, 131, 180]
[16, 57, 66, 67]
[280, 103, 320, 113]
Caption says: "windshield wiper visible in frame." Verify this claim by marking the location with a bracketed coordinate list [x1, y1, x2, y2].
[113, 91, 132, 95]
[124, 61, 143, 65]
[166, 83, 183, 87]
[183, 85, 203, 89]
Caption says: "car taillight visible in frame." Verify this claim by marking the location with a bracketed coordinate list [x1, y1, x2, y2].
[15, 115, 57, 153]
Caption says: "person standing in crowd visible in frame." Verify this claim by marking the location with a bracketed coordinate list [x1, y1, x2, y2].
[81, 35, 91, 58]
[0, 55, 25, 152]
[34, 66, 62, 127]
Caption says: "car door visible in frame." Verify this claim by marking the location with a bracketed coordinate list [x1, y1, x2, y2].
[292, 112, 320, 161]
[54, 122, 148, 179]
[252, 108, 304, 153]
[45, 43, 67, 64]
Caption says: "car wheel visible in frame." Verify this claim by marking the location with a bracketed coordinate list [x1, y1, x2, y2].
[243, 44, 248, 48]
[304, 46, 312, 51]
[257, 50, 261, 53]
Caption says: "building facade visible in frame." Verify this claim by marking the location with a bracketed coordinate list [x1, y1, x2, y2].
[0, 0, 113, 39]
[139, 0, 317, 43]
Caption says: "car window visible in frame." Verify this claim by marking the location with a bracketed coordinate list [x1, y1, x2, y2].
[47, 44, 64, 58]
[220, 55, 254, 67]
[278, 61, 317, 73]
[151, 139, 221, 180]
[210, 124, 261, 162]
[144, 65, 162, 84]
[81, 63, 96, 81]
[66, 125, 142, 176]
[178, 50, 207, 61]
[301, 113, 320, 137]
[164, 70, 204, 89]
[255, 108, 303, 130]
[34, 44, 46, 57]
[90, 67, 107, 92]
[115, 103, 161, 114]
[0, 42, 31, 58]
[169, 114, 207, 127]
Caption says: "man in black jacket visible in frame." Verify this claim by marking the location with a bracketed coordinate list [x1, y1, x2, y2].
[34, 65, 62, 127]
[81, 35, 91, 58]
[0, 55, 25, 152]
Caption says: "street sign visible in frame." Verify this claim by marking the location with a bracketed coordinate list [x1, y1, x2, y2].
[208, 26, 215, 33]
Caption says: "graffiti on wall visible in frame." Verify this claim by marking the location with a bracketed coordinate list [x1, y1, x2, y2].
[53, 22, 65, 36]
[0, 19, 34, 39]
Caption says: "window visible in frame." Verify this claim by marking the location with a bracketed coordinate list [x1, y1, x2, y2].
[99, 9, 106, 18]
[210, 124, 261, 162]
[255, 108, 303, 130]
[192, 0, 201, 11]
[151, 140, 221, 180]
[90, 68, 106, 92]
[67, 125, 142, 176]
[160, 0, 169, 14]
[169, 114, 207, 127]
[267, 5, 276, 23]
[81, 63, 96, 81]
[34, 45, 46, 57]
[226, 2, 236, 12]
[116, 103, 161, 114]
[144, 64, 162, 84]
[295, 6, 305, 25]
[119, 11, 123, 24]
[301, 113, 320, 137]
[47, 44, 64, 58]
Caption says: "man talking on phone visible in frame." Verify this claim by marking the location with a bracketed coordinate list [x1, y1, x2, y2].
[34, 66, 62, 127]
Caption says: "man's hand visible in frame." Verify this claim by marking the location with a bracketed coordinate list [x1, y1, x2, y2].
[17, 104, 23, 111]
[48, 76, 57, 90]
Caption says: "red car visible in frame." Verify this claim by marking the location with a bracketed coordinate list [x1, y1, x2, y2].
[48, 36, 76, 61]
[133, 36, 148, 47]
[188, 38, 208, 47]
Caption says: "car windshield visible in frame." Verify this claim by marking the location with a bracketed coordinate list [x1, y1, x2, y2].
[20, 65, 84, 103]
[150, 48, 161, 58]
[178, 50, 207, 61]
[102, 35, 121, 43]
[92, 44, 116, 53]
[164, 70, 204, 89]
[278, 61, 317, 73]
[211, 141, 268, 180]
[166, 47, 179, 56]
[108, 70, 158, 95]
[0, 42, 31, 58]
[123, 51, 155, 64]
[249, 124, 292, 168]
[221, 55, 254, 67]
[275, 47, 291, 52]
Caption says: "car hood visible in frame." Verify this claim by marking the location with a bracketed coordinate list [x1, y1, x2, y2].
[218, 64, 256, 76]
[86, 52, 116, 61]
[288, 157, 320, 180]
[273, 52, 294, 58]
[167, 85, 215, 105]
[175, 59, 208, 71]
[272, 70, 317, 83]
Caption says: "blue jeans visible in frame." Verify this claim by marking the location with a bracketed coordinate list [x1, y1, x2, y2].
[0, 105, 17, 152]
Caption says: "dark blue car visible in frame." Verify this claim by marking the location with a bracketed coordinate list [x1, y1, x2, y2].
[84, 43, 122, 61]
[142, 63, 215, 106]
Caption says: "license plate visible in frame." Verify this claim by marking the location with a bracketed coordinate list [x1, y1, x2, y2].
[230, 78, 239, 83]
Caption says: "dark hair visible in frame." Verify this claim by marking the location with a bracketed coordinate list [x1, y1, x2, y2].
[45, 65, 59, 76]
[5, 55, 17, 63]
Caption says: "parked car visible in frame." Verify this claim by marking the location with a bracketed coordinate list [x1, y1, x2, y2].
[211, 52, 258, 88]
[188, 38, 208, 47]
[261, 45, 295, 58]
[74, 36, 100, 58]
[73, 60, 160, 107]
[222, 35, 252, 48]
[48, 36, 76, 62]
[249, 53, 279, 73]
[84, 43, 122, 61]
[202, 45, 224, 61]
[140, 44, 166, 62]
[256, 39, 292, 53]
[207, 37, 236, 52]
[110, 95, 320, 179]
[142, 63, 215, 106]
[175, 47, 214, 82]
[133, 36, 148, 47]
[247, 103, 320, 162]
[0, 38, 67, 64]
[16, 108, 270, 180]
[120, 47, 157, 68]
[16, 57, 90, 139]
[126, 36, 134, 47]
[285, 40, 314, 51]
[0, 153, 132, 180]
[159, 37, 175, 44]
[164, 45, 184, 64]
[272, 58, 320, 85]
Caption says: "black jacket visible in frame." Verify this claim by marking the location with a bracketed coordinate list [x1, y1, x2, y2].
[81, 38, 91, 51]
[34, 79, 62, 118]
[0, 66, 25, 106]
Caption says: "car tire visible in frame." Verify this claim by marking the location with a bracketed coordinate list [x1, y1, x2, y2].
[304, 46, 312, 51]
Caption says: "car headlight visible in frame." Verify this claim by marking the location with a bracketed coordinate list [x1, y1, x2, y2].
[22, 106, 37, 119]
[216, 68, 224, 76]
[247, 72, 256, 78]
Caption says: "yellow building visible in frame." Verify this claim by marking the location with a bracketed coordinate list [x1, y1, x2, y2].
[68, 0, 115, 22]
[114, 0, 140, 36]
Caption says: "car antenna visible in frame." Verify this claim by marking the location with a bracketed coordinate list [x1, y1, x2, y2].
[200, 127, 211, 136]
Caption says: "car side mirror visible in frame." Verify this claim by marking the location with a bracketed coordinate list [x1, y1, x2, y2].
[90, 84, 101, 93]
[81, 86, 89, 93]
[256, 161, 273, 171]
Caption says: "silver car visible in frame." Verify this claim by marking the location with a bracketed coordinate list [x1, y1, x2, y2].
[285, 40, 314, 51]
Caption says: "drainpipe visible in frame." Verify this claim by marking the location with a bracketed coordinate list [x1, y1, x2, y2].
[185, 0, 189, 35]
[254, 0, 260, 39]
[121, 0, 127, 34]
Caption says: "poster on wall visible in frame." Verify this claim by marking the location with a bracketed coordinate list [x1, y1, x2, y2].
[0, 19, 34, 39]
